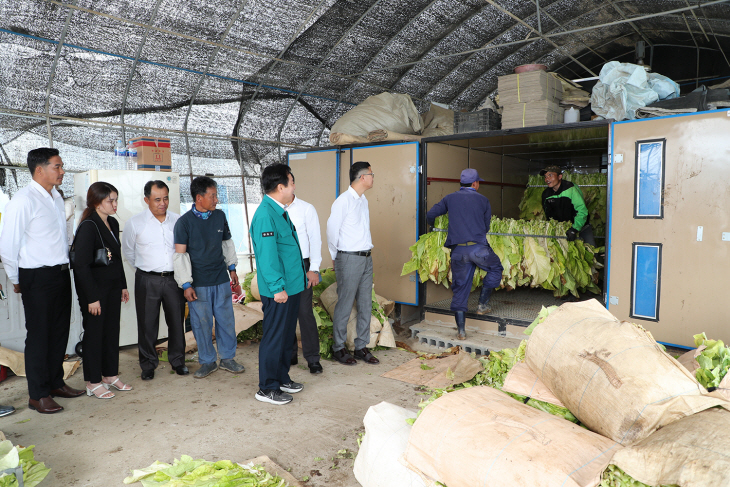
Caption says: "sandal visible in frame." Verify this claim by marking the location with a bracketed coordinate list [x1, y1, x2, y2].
[103, 376, 133, 391]
[86, 383, 115, 399]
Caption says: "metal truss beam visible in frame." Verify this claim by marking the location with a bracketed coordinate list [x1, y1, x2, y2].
[43, 1, 75, 147]
[353, 0, 730, 75]
[274, 0, 387, 161]
[313, 0, 445, 146]
[119, 0, 165, 145]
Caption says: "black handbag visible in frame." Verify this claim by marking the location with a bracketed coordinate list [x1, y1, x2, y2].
[69, 220, 111, 269]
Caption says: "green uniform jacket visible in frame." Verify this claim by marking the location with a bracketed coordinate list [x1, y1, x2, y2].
[250, 195, 306, 298]
[541, 181, 589, 232]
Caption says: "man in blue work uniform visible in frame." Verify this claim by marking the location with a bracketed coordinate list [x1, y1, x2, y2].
[427, 169, 503, 340]
[250, 164, 307, 406]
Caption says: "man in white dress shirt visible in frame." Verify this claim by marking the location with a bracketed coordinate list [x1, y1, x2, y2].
[326, 161, 379, 366]
[122, 180, 188, 380]
[286, 194, 323, 374]
[0, 148, 84, 414]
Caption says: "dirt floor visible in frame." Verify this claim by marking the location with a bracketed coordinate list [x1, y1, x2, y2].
[0, 337, 430, 486]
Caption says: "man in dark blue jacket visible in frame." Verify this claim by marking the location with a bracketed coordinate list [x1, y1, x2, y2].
[427, 169, 503, 340]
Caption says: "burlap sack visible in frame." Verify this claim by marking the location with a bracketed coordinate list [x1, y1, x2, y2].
[502, 361, 566, 407]
[420, 103, 454, 138]
[366, 129, 422, 142]
[331, 92, 423, 137]
[0, 347, 80, 380]
[250, 274, 261, 301]
[525, 299, 728, 444]
[381, 350, 483, 389]
[403, 387, 620, 487]
[328, 132, 369, 145]
[320, 283, 382, 349]
[610, 408, 730, 487]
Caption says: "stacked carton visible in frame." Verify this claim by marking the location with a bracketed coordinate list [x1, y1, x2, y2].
[129, 136, 172, 171]
[498, 71, 564, 129]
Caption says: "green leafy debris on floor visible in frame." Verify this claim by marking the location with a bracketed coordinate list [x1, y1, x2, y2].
[237, 321, 264, 342]
[600, 465, 677, 487]
[0, 444, 51, 487]
[123, 456, 288, 486]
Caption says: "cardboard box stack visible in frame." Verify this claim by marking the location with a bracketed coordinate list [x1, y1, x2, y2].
[498, 71, 564, 129]
[129, 136, 172, 171]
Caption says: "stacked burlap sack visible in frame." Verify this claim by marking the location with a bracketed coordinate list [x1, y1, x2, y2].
[320, 282, 395, 350]
[249, 271, 395, 350]
[356, 299, 730, 487]
[329, 94, 454, 145]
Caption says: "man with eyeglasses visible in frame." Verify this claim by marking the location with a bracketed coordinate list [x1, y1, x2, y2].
[326, 161, 379, 366]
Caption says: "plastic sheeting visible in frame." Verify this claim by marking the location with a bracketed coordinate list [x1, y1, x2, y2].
[590, 61, 680, 121]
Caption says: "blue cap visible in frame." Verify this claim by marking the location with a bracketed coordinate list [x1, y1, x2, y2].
[460, 168, 485, 184]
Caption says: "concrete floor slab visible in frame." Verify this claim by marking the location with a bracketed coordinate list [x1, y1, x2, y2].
[0, 343, 422, 486]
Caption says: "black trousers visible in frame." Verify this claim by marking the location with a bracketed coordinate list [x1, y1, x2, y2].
[292, 258, 320, 364]
[135, 270, 186, 370]
[260, 292, 301, 391]
[18, 266, 72, 400]
[77, 282, 123, 383]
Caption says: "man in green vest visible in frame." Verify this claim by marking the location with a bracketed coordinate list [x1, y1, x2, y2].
[250, 164, 307, 406]
[540, 166, 595, 246]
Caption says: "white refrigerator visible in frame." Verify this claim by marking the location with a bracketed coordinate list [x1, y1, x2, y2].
[73, 170, 181, 346]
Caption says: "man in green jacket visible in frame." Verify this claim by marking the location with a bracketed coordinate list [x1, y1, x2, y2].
[250, 164, 307, 406]
[540, 166, 595, 246]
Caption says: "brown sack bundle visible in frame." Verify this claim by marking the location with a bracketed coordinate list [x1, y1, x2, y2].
[610, 408, 730, 487]
[403, 387, 620, 487]
[330, 92, 423, 138]
[525, 299, 728, 445]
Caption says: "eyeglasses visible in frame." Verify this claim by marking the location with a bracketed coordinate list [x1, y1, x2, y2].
[362, 172, 375, 178]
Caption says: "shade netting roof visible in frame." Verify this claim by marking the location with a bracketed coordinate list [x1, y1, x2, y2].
[1, 0, 729, 202]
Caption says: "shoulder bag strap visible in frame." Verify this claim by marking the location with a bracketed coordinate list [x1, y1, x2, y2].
[71, 219, 106, 251]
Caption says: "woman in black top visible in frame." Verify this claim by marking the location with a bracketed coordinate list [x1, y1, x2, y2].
[73, 182, 132, 399]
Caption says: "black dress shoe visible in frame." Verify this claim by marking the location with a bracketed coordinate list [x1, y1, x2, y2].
[174, 365, 189, 376]
[28, 396, 63, 414]
[50, 384, 84, 398]
[333, 348, 357, 365]
[291, 355, 298, 366]
[141, 369, 155, 380]
[354, 347, 380, 364]
[308, 362, 323, 374]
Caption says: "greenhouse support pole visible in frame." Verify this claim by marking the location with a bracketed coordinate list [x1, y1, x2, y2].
[240, 169, 254, 271]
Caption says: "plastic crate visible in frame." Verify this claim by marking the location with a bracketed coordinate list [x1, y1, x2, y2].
[454, 109, 501, 134]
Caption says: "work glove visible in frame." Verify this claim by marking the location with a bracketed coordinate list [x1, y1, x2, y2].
[566, 227, 578, 242]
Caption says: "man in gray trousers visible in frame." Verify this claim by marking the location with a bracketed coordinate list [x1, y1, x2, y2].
[326, 161, 379, 366]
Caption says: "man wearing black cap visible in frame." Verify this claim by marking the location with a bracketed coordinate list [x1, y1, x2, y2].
[426, 168, 503, 340]
[540, 166, 595, 246]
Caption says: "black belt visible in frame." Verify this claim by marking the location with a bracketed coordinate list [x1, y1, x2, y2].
[39, 263, 69, 271]
[138, 269, 174, 277]
[338, 250, 372, 257]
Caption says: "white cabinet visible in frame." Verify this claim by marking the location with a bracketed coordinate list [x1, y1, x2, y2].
[0, 264, 83, 356]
